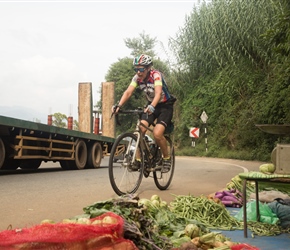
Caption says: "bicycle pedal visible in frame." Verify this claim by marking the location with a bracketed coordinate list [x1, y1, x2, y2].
[153, 166, 162, 171]
[143, 169, 150, 178]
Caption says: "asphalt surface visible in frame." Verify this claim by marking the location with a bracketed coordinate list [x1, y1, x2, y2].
[0, 156, 265, 231]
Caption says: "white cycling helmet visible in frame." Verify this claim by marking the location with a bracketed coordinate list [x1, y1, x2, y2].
[133, 54, 153, 66]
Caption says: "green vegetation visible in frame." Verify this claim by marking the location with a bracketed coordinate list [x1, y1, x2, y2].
[52, 112, 78, 130]
[105, 0, 290, 161]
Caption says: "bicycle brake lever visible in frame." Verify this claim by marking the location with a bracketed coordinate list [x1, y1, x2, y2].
[110, 112, 121, 125]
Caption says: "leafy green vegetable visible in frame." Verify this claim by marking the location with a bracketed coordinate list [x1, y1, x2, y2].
[259, 163, 276, 174]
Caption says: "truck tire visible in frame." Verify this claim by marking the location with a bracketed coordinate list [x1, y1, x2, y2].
[60, 160, 75, 170]
[0, 138, 5, 169]
[2, 159, 21, 170]
[0, 138, 21, 170]
[74, 139, 87, 170]
[60, 160, 69, 170]
[87, 142, 102, 168]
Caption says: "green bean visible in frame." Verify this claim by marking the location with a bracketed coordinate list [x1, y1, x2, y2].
[170, 195, 242, 230]
[248, 221, 283, 236]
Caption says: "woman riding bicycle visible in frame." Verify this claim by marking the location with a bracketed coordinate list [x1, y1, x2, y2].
[112, 54, 175, 173]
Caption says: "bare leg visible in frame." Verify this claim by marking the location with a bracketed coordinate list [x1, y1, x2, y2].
[139, 120, 148, 135]
[135, 120, 149, 160]
[153, 124, 168, 158]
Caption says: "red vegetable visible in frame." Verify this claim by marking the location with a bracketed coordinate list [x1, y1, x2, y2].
[222, 196, 240, 203]
[214, 192, 224, 199]
[222, 200, 234, 207]
[222, 190, 237, 197]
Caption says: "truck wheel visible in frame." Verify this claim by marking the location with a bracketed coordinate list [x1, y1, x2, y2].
[60, 160, 70, 170]
[0, 138, 5, 169]
[87, 142, 102, 168]
[0, 138, 21, 170]
[2, 159, 22, 170]
[59, 160, 67, 169]
[74, 140, 87, 170]
[60, 160, 75, 170]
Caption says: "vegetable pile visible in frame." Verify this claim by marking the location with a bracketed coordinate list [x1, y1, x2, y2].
[4, 170, 289, 249]
[226, 175, 255, 199]
[0, 212, 137, 249]
[82, 194, 241, 249]
[84, 191, 286, 250]
[170, 195, 241, 230]
[3, 189, 287, 249]
[214, 189, 243, 208]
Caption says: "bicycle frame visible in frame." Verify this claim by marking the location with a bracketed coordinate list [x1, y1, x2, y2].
[108, 108, 175, 196]
[134, 125, 148, 156]
[129, 112, 162, 172]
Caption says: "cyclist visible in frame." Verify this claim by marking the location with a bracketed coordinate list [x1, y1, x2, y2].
[112, 54, 175, 173]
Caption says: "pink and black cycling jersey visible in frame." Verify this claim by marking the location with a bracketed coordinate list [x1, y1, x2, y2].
[130, 70, 171, 104]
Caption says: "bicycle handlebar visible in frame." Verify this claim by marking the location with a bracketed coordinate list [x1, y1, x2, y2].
[117, 108, 144, 115]
[111, 108, 148, 126]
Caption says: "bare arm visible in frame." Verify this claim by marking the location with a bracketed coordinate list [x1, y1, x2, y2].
[112, 85, 135, 113]
[118, 85, 135, 107]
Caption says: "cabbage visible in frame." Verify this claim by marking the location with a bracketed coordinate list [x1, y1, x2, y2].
[160, 200, 168, 208]
[91, 219, 102, 225]
[151, 199, 160, 207]
[62, 218, 77, 223]
[151, 194, 160, 202]
[77, 217, 91, 224]
[102, 215, 118, 224]
[138, 198, 159, 211]
[138, 198, 151, 207]
[40, 219, 55, 224]
[259, 163, 276, 174]
[184, 224, 200, 238]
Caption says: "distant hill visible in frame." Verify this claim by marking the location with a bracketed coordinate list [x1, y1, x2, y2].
[0, 106, 48, 124]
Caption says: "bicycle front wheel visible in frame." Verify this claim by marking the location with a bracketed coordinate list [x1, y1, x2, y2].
[108, 132, 144, 196]
[153, 136, 175, 190]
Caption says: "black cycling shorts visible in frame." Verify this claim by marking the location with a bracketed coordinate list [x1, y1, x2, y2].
[141, 102, 173, 128]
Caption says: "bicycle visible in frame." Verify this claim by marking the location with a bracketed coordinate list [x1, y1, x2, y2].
[108, 108, 175, 196]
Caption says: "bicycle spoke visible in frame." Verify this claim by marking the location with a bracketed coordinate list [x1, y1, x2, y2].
[153, 136, 175, 190]
[108, 133, 143, 196]
[109, 109, 175, 194]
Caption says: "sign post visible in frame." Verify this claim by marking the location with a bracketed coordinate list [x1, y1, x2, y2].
[189, 127, 199, 147]
[200, 111, 208, 152]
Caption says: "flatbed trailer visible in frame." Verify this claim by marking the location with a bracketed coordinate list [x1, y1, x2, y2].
[0, 115, 115, 170]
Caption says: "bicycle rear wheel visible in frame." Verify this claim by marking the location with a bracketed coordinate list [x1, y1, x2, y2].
[153, 136, 175, 190]
[108, 132, 144, 196]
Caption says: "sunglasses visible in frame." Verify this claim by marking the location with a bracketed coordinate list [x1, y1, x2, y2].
[133, 67, 146, 72]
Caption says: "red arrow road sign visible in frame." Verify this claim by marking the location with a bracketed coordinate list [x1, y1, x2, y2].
[189, 127, 199, 138]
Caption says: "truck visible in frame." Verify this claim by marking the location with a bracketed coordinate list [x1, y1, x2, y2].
[0, 82, 117, 170]
[0, 114, 115, 170]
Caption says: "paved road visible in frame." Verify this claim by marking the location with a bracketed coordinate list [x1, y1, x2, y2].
[0, 156, 265, 231]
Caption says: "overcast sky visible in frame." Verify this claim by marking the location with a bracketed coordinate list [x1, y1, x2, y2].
[0, 0, 200, 123]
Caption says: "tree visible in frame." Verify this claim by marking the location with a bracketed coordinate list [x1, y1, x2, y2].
[52, 113, 67, 128]
[259, 0, 290, 124]
[168, 0, 288, 160]
[124, 31, 157, 57]
[105, 33, 171, 134]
